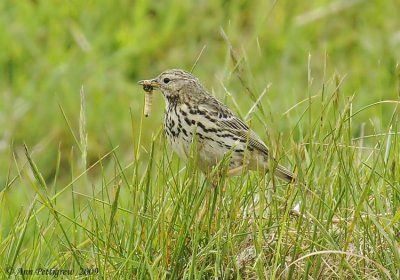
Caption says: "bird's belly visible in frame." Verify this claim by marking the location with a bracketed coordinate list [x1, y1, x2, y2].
[164, 110, 192, 162]
[164, 105, 247, 172]
[165, 128, 246, 171]
[198, 136, 246, 170]
[167, 135, 190, 162]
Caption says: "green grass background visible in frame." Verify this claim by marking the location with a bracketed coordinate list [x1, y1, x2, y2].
[1, 0, 399, 278]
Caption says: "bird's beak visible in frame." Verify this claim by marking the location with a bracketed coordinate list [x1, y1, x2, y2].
[137, 78, 160, 88]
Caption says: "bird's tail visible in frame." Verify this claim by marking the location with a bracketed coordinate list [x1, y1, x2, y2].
[274, 164, 296, 183]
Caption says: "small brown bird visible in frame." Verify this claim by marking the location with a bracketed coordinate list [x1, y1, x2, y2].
[138, 69, 295, 182]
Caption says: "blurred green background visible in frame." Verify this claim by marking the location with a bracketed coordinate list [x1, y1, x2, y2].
[1, 0, 399, 186]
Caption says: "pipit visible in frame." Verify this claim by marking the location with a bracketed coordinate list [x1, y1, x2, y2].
[138, 69, 295, 183]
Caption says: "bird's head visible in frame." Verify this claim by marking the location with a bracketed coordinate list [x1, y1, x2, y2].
[138, 69, 206, 102]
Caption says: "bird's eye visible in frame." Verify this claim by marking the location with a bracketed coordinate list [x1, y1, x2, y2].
[163, 78, 170, 84]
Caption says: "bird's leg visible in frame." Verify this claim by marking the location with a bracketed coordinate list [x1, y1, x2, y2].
[197, 167, 226, 223]
[226, 165, 246, 177]
[198, 164, 245, 222]
[197, 190, 210, 223]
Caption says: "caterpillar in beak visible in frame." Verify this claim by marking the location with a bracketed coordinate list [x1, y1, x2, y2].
[142, 84, 153, 117]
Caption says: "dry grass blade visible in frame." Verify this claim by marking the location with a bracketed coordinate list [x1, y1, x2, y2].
[80, 86, 87, 169]
[219, 27, 256, 100]
[190, 45, 207, 73]
[244, 84, 270, 121]
[280, 250, 392, 280]
[294, 0, 366, 26]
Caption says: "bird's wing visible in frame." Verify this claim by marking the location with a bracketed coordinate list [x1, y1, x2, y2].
[199, 97, 295, 182]
[199, 97, 269, 156]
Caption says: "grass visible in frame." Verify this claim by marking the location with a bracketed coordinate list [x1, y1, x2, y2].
[1, 0, 400, 279]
